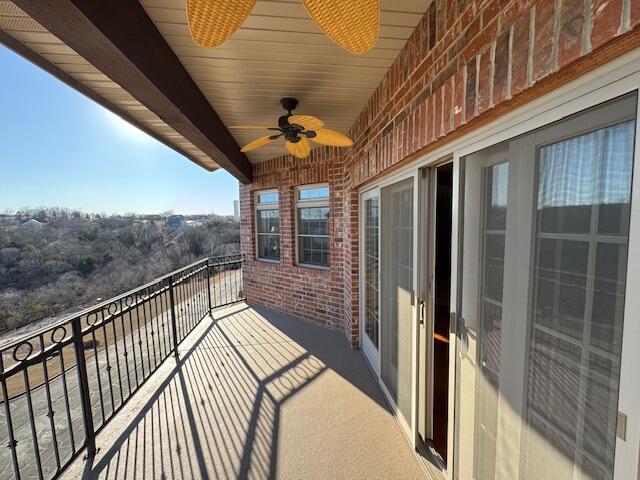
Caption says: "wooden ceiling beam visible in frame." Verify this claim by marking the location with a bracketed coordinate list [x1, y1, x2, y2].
[12, 0, 253, 183]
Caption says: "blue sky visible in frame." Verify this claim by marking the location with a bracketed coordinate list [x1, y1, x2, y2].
[0, 45, 238, 215]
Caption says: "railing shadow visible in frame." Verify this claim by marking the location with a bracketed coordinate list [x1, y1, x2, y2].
[71, 303, 379, 480]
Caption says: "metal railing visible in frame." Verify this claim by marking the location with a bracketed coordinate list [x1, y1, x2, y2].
[0, 254, 244, 480]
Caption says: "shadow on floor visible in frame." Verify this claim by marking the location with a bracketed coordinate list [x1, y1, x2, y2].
[65, 304, 421, 480]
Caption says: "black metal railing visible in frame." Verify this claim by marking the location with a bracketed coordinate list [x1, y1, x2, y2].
[0, 254, 244, 480]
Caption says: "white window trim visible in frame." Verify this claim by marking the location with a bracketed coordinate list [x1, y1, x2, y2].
[295, 183, 330, 269]
[255, 189, 280, 263]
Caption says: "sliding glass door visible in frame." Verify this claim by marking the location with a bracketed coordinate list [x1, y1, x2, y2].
[454, 93, 637, 479]
[357, 176, 419, 432]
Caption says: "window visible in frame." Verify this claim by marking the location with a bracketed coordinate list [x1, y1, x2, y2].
[296, 184, 330, 267]
[255, 190, 280, 261]
[364, 195, 379, 347]
[522, 119, 635, 478]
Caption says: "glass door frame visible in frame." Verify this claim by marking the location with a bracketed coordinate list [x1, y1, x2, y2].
[360, 187, 381, 375]
[449, 84, 640, 479]
[359, 169, 420, 444]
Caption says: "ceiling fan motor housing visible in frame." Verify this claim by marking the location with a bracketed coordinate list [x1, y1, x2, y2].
[280, 97, 298, 113]
[279, 97, 309, 142]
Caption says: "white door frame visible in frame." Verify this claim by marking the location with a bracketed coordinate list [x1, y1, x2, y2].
[359, 169, 419, 445]
[358, 47, 640, 479]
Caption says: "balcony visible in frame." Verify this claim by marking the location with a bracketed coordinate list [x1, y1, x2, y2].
[0, 256, 424, 480]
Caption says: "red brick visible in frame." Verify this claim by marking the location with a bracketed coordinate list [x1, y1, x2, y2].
[426, 94, 435, 144]
[633, 0, 640, 28]
[493, 28, 511, 104]
[465, 56, 478, 120]
[464, 20, 498, 61]
[434, 86, 444, 137]
[477, 46, 493, 113]
[421, 13, 431, 54]
[447, 0, 457, 30]
[482, 0, 501, 27]
[437, 0, 447, 44]
[501, 0, 533, 28]
[418, 103, 426, 149]
[558, 0, 584, 67]
[443, 77, 453, 133]
[511, 8, 530, 95]
[591, 0, 623, 50]
[532, 0, 555, 81]
[453, 67, 465, 127]
[428, 2, 437, 50]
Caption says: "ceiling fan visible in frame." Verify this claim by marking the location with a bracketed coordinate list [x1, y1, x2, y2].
[186, 0, 380, 55]
[231, 97, 353, 159]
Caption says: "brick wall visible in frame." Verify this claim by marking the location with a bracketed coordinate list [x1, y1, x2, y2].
[240, 149, 346, 330]
[241, 0, 640, 345]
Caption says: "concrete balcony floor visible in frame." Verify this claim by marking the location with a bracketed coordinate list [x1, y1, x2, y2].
[62, 302, 426, 479]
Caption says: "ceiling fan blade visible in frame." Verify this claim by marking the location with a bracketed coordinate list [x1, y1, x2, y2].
[241, 135, 273, 152]
[229, 125, 273, 129]
[302, 0, 379, 54]
[285, 138, 311, 158]
[187, 0, 255, 48]
[311, 128, 353, 147]
[288, 115, 325, 131]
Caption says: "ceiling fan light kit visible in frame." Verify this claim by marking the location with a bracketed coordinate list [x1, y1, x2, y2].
[233, 97, 353, 159]
[186, 0, 380, 55]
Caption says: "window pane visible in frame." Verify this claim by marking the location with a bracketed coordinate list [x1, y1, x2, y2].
[257, 191, 279, 203]
[485, 162, 508, 230]
[364, 197, 379, 347]
[537, 122, 634, 234]
[298, 235, 329, 266]
[483, 233, 505, 302]
[298, 207, 329, 235]
[257, 209, 279, 234]
[298, 186, 329, 200]
[257, 234, 280, 260]
[474, 162, 508, 480]
[380, 178, 414, 424]
[522, 120, 634, 480]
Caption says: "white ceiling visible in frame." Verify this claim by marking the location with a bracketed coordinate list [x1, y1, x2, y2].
[141, 0, 429, 162]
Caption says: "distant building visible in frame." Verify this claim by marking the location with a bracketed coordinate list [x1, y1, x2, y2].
[233, 200, 240, 220]
[166, 215, 185, 230]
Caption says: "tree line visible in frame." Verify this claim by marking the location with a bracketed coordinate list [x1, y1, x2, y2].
[0, 208, 240, 333]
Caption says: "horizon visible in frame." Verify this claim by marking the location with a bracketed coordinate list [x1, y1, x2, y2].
[0, 207, 236, 217]
[0, 45, 240, 216]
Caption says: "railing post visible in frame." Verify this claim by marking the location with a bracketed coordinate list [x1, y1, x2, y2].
[71, 316, 96, 458]
[168, 275, 179, 360]
[206, 259, 213, 313]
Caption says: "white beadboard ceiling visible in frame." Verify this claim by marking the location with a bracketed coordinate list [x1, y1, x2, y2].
[141, 0, 428, 162]
[1, 0, 428, 166]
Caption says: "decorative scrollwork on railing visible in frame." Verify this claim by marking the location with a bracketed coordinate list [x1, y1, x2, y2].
[0, 255, 245, 480]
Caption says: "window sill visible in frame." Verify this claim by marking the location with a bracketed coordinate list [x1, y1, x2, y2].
[297, 263, 330, 271]
[256, 258, 281, 264]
